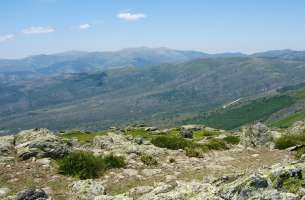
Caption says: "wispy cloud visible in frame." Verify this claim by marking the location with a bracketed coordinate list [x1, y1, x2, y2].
[0, 34, 14, 43]
[117, 12, 146, 21]
[79, 23, 91, 30]
[22, 26, 55, 34]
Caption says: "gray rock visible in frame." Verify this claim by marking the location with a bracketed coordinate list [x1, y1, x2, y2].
[179, 129, 193, 139]
[15, 128, 70, 160]
[70, 179, 106, 200]
[241, 123, 274, 148]
[16, 188, 48, 200]
[289, 121, 305, 135]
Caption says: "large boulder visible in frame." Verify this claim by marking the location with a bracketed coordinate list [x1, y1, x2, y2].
[289, 121, 305, 135]
[69, 179, 106, 200]
[15, 128, 70, 160]
[241, 123, 274, 148]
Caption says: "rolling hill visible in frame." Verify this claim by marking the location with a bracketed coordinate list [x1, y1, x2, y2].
[2, 50, 305, 132]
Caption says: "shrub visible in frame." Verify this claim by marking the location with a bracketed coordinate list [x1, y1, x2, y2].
[185, 147, 205, 158]
[103, 154, 126, 169]
[169, 158, 176, 163]
[58, 151, 106, 179]
[295, 146, 305, 159]
[205, 139, 227, 150]
[151, 136, 190, 150]
[275, 134, 305, 149]
[141, 154, 158, 166]
[58, 152, 126, 179]
[223, 136, 240, 145]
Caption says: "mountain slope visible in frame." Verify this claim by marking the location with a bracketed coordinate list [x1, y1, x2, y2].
[2, 56, 305, 132]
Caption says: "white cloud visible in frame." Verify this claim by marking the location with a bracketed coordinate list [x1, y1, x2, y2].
[0, 34, 14, 43]
[117, 12, 146, 21]
[22, 26, 55, 34]
[79, 23, 91, 30]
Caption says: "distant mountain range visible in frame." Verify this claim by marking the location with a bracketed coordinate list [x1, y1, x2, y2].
[0, 47, 250, 81]
[1, 48, 305, 132]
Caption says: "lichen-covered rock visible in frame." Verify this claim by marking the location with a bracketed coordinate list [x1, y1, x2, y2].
[70, 179, 106, 200]
[241, 123, 274, 148]
[15, 128, 70, 160]
[0, 136, 15, 161]
[289, 121, 305, 135]
[15, 188, 49, 200]
[219, 173, 269, 199]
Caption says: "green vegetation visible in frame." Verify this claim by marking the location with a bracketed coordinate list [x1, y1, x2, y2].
[103, 154, 126, 169]
[295, 146, 305, 159]
[58, 151, 126, 179]
[223, 136, 240, 145]
[185, 147, 206, 158]
[295, 88, 305, 99]
[188, 95, 295, 130]
[282, 176, 304, 193]
[271, 173, 305, 194]
[60, 131, 105, 143]
[151, 135, 227, 158]
[274, 134, 305, 149]
[193, 130, 220, 141]
[271, 111, 305, 128]
[140, 154, 158, 166]
[151, 136, 190, 150]
[58, 151, 106, 179]
[205, 139, 227, 150]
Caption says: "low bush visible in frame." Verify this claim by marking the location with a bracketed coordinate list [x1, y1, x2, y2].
[58, 151, 126, 179]
[103, 154, 126, 169]
[185, 146, 206, 158]
[275, 134, 305, 149]
[223, 136, 240, 145]
[151, 136, 190, 150]
[205, 139, 227, 150]
[141, 154, 158, 166]
[58, 151, 106, 179]
[295, 146, 305, 159]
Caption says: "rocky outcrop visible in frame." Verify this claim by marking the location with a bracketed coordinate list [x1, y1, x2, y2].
[15, 128, 70, 160]
[288, 120, 305, 135]
[241, 123, 275, 148]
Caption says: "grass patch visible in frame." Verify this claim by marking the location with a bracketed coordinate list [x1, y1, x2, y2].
[271, 111, 305, 128]
[103, 154, 126, 169]
[140, 154, 158, 166]
[151, 135, 227, 157]
[58, 151, 126, 179]
[223, 136, 240, 145]
[193, 130, 220, 141]
[60, 131, 105, 143]
[151, 135, 191, 150]
[274, 134, 305, 149]
[295, 146, 305, 159]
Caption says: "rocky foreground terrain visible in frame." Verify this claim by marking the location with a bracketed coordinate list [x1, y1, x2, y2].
[1, 121, 305, 200]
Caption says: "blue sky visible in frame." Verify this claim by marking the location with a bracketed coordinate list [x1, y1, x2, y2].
[1, 0, 305, 58]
